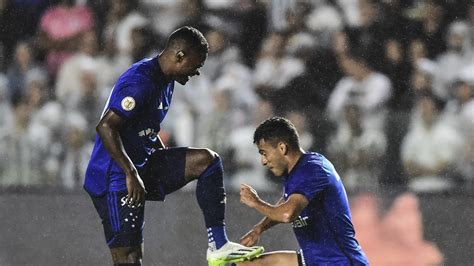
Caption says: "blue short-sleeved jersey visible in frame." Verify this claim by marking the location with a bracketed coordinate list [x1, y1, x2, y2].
[84, 58, 174, 196]
[284, 152, 369, 265]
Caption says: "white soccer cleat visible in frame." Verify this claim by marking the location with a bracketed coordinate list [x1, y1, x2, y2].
[207, 241, 264, 266]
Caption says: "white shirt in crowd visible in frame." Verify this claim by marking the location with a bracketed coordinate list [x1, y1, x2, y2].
[327, 72, 392, 130]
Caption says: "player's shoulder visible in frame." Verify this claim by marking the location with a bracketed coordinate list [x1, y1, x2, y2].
[302, 152, 324, 167]
[300, 152, 338, 178]
[114, 59, 157, 91]
[118, 58, 157, 84]
[292, 153, 324, 176]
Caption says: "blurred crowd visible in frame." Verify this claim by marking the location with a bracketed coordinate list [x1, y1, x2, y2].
[0, 0, 473, 195]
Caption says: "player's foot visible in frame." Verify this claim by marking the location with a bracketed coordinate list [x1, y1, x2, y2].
[207, 241, 264, 266]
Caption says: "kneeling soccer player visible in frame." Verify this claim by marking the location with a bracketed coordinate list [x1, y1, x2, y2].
[237, 117, 369, 266]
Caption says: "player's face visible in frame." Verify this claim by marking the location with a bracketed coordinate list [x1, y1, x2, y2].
[256, 139, 288, 177]
[174, 52, 206, 85]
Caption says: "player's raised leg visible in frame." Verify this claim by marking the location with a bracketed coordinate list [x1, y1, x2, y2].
[144, 147, 263, 265]
[185, 148, 264, 265]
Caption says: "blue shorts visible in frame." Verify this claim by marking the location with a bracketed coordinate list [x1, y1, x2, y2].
[88, 147, 187, 248]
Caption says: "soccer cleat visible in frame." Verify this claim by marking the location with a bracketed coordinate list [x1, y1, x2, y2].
[207, 241, 264, 266]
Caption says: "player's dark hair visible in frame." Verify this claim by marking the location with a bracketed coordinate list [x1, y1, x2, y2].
[253, 116, 300, 150]
[167, 26, 209, 59]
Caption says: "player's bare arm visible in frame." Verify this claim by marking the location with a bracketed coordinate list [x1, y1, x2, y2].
[240, 197, 285, 247]
[96, 109, 146, 207]
[240, 184, 309, 223]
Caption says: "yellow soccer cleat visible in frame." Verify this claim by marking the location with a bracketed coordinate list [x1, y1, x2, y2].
[207, 242, 264, 266]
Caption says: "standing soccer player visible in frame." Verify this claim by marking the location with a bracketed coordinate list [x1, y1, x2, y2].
[238, 117, 369, 266]
[84, 26, 263, 266]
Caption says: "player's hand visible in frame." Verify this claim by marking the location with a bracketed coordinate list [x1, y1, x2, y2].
[240, 184, 260, 208]
[125, 169, 146, 208]
[240, 226, 262, 247]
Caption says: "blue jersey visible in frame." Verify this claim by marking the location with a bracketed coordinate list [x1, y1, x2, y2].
[84, 58, 174, 196]
[284, 152, 369, 265]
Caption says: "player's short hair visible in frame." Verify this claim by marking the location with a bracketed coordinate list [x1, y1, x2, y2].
[167, 26, 209, 59]
[254, 116, 300, 150]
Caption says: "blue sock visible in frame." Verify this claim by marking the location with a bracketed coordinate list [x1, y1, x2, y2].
[196, 156, 229, 249]
[207, 226, 228, 250]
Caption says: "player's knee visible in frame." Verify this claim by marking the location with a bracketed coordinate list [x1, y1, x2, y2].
[199, 148, 220, 169]
[185, 148, 221, 181]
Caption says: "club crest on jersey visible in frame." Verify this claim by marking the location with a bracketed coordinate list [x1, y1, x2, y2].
[121, 96, 136, 111]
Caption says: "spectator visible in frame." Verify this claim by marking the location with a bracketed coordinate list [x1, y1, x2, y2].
[344, 0, 387, 70]
[103, 0, 148, 58]
[22, 72, 63, 186]
[0, 73, 13, 145]
[161, 67, 213, 147]
[76, 64, 106, 139]
[140, 1, 182, 37]
[55, 30, 102, 106]
[58, 112, 93, 190]
[454, 131, 474, 188]
[28, 101, 64, 186]
[253, 31, 305, 99]
[401, 93, 463, 193]
[176, 0, 210, 33]
[215, 64, 257, 125]
[305, 0, 344, 48]
[336, 0, 362, 27]
[36, 0, 95, 77]
[415, 0, 449, 59]
[327, 49, 392, 131]
[382, 38, 413, 111]
[234, 0, 267, 67]
[6, 41, 47, 102]
[286, 110, 313, 151]
[0, 0, 51, 70]
[95, 30, 132, 89]
[196, 86, 235, 166]
[407, 58, 438, 126]
[327, 101, 387, 195]
[468, 2, 474, 49]
[200, 28, 242, 82]
[228, 99, 275, 191]
[433, 21, 474, 99]
[129, 25, 158, 62]
[442, 71, 474, 137]
[0, 99, 37, 187]
[407, 39, 429, 71]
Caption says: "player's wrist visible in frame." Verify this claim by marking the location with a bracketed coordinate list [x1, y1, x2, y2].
[124, 167, 138, 177]
[253, 224, 264, 234]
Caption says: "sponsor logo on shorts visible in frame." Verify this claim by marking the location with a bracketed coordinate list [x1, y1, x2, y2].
[121, 196, 128, 206]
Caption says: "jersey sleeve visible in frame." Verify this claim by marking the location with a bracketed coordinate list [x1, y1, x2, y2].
[288, 165, 330, 202]
[107, 80, 151, 121]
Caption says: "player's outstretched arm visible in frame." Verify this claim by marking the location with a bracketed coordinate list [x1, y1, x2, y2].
[240, 197, 285, 247]
[96, 109, 146, 207]
[240, 184, 308, 223]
